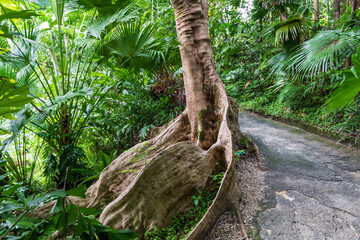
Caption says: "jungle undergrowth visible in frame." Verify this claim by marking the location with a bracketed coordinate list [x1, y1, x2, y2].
[142, 171, 225, 240]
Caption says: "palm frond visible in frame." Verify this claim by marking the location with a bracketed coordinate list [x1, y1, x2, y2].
[75, 0, 132, 14]
[103, 21, 164, 68]
[87, 6, 137, 39]
[274, 18, 302, 45]
[323, 47, 360, 112]
[288, 29, 360, 79]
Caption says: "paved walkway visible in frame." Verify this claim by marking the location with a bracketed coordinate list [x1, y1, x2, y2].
[238, 112, 360, 240]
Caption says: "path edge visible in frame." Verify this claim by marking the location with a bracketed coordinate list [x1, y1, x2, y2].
[241, 109, 360, 150]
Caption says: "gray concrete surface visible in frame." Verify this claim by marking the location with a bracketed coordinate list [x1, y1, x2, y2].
[238, 112, 360, 240]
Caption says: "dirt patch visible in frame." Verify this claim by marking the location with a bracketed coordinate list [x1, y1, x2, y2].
[206, 155, 265, 239]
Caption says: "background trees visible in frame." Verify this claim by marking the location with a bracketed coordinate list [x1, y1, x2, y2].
[220, 0, 360, 136]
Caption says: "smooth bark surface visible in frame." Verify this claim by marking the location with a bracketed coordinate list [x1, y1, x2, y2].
[171, 0, 222, 149]
[334, 0, 340, 20]
[259, 0, 263, 42]
[314, 0, 320, 21]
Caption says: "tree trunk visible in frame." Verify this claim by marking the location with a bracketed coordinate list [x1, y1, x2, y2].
[351, 0, 360, 15]
[172, 0, 221, 150]
[314, 0, 320, 21]
[279, 11, 287, 21]
[31, 0, 245, 239]
[341, 0, 348, 14]
[334, 0, 341, 20]
[259, 0, 263, 43]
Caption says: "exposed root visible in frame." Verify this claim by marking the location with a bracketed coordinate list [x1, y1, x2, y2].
[29, 96, 258, 240]
[241, 132, 270, 172]
[86, 113, 191, 210]
[235, 204, 249, 240]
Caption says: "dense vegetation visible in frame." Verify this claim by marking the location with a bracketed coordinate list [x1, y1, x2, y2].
[0, 0, 359, 239]
[213, 0, 360, 136]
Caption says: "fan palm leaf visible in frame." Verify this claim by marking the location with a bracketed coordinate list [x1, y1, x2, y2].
[103, 21, 164, 68]
[324, 47, 360, 111]
[288, 29, 360, 79]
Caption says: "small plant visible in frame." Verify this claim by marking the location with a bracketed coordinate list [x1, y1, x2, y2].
[191, 194, 202, 206]
[0, 184, 137, 239]
[235, 150, 246, 157]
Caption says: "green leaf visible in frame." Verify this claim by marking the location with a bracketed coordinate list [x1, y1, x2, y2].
[0, 172, 10, 181]
[75, 0, 131, 14]
[67, 204, 79, 226]
[288, 29, 360, 79]
[324, 48, 360, 111]
[48, 189, 67, 198]
[7, 217, 41, 229]
[0, 9, 40, 21]
[73, 213, 86, 237]
[49, 0, 64, 25]
[1, 184, 21, 196]
[75, 206, 99, 215]
[0, 77, 33, 119]
[50, 197, 64, 215]
[66, 185, 87, 198]
[0, 160, 8, 168]
[0, 203, 24, 214]
[25, 195, 50, 208]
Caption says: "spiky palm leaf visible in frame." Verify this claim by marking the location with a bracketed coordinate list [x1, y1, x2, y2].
[75, 0, 132, 14]
[87, 6, 137, 40]
[288, 29, 360, 79]
[324, 46, 360, 111]
[265, 17, 306, 53]
[103, 21, 164, 68]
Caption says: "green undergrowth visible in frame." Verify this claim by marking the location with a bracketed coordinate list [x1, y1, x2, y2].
[142, 171, 225, 240]
[239, 99, 360, 136]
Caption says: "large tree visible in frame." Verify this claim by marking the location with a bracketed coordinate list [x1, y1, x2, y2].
[54, 0, 244, 238]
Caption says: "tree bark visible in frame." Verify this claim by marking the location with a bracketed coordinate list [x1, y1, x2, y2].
[314, 0, 320, 21]
[351, 0, 360, 15]
[341, 0, 348, 14]
[259, 0, 263, 43]
[171, 0, 220, 149]
[334, 0, 341, 20]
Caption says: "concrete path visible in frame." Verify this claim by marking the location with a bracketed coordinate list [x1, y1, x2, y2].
[238, 112, 360, 240]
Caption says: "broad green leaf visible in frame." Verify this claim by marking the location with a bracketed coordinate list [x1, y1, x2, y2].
[50, 196, 65, 214]
[75, 206, 99, 215]
[0, 9, 40, 21]
[1, 184, 21, 196]
[66, 185, 87, 198]
[48, 189, 67, 198]
[0, 77, 33, 119]
[25, 195, 50, 208]
[0, 203, 24, 214]
[324, 49, 360, 111]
